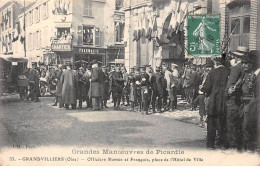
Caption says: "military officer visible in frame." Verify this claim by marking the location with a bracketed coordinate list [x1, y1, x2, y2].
[140, 65, 150, 115]
[151, 67, 164, 113]
[102, 66, 110, 108]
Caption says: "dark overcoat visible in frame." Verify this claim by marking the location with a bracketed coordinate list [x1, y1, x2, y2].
[61, 69, 76, 104]
[90, 67, 103, 98]
[55, 70, 63, 97]
[204, 66, 229, 117]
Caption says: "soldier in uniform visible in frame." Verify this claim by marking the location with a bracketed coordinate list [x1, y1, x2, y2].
[151, 67, 164, 113]
[128, 67, 136, 111]
[75, 67, 85, 109]
[102, 66, 110, 108]
[140, 66, 150, 115]
[240, 52, 259, 152]
[52, 64, 63, 107]
[111, 65, 124, 110]
[121, 67, 130, 106]
[226, 46, 249, 151]
[134, 67, 142, 109]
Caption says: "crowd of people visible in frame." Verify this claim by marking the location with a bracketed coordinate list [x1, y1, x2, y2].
[23, 46, 259, 152]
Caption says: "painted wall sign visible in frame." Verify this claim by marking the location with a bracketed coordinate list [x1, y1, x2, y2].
[75, 47, 105, 54]
[51, 43, 72, 51]
[186, 14, 221, 57]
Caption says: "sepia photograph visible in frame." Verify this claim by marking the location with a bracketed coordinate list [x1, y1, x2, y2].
[0, 0, 259, 166]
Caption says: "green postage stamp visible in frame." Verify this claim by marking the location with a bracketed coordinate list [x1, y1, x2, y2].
[187, 14, 221, 56]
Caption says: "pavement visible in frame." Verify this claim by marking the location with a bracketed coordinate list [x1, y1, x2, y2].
[0, 94, 205, 149]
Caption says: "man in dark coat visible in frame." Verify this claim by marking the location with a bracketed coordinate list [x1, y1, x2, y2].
[189, 65, 199, 110]
[84, 65, 92, 108]
[111, 65, 124, 110]
[226, 46, 249, 151]
[25, 62, 40, 102]
[239, 53, 259, 152]
[60, 64, 76, 109]
[75, 67, 86, 109]
[140, 66, 150, 115]
[203, 58, 229, 149]
[151, 67, 164, 113]
[102, 66, 110, 108]
[90, 60, 103, 110]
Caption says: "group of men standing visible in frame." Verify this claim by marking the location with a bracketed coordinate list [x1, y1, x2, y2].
[202, 46, 259, 152]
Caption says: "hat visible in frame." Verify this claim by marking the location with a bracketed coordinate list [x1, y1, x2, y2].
[102, 66, 107, 69]
[232, 46, 249, 57]
[140, 65, 146, 70]
[86, 64, 91, 70]
[91, 59, 98, 65]
[171, 63, 178, 67]
[205, 60, 214, 68]
[130, 67, 134, 70]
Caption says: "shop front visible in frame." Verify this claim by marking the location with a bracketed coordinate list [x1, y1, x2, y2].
[51, 43, 73, 66]
[73, 46, 106, 68]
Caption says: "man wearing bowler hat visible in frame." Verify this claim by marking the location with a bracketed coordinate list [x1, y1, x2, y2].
[226, 46, 249, 151]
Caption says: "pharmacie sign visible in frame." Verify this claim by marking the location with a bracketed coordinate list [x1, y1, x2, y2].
[76, 47, 105, 55]
[51, 43, 72, 51]
[186, 14, 221, 56]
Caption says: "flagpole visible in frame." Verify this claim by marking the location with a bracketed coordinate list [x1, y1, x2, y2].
[23, 0, 26, 58]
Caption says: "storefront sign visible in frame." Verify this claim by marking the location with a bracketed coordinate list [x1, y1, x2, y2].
[75, 47, 105, 55]
[186, 14, 221, 56]
[51, 43, 72, 51]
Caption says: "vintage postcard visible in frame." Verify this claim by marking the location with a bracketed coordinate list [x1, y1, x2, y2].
[0, 0, 259, 166]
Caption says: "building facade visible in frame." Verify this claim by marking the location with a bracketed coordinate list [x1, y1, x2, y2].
[0, 0, 23, 56]
[123, 0, 259, 71]
[6, 0, 125, 68]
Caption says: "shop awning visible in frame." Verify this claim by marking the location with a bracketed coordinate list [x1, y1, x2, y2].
[0, 54, 28, 62]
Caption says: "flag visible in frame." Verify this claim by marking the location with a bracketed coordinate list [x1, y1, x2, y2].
[136, 14, 142, 41]
[167, 12, 176, 39]
[151, 16, 158, 38]
[145, 13, 153, 41]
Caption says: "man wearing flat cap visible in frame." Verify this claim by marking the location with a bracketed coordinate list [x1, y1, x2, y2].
[226, 46, 249, 151]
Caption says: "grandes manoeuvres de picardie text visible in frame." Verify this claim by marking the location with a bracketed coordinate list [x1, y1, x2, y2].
[0, 0, 259, 166]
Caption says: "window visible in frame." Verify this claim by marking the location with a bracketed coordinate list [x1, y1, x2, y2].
[41, 2, 48, 20]
[115, 21, 124, 42]
[95, 28, 100, 46]
[243, 16, 250, 33]
[34, 6, 40, 23]
[57, 28, 70, 39]
[83, 26, 93, 45]
[83, 0, 92, 17]
[35, 30, 41, 49]
[231, 18, 240, 35]
[29, 10, 33, 25]
[29, 33, 33, 50]
[42, 27, 48, 47]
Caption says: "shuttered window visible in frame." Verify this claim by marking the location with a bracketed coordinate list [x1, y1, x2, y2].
[95, 28, 100, 46]
[78, 26, 83, 45]
[83, 0, 92, 17]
